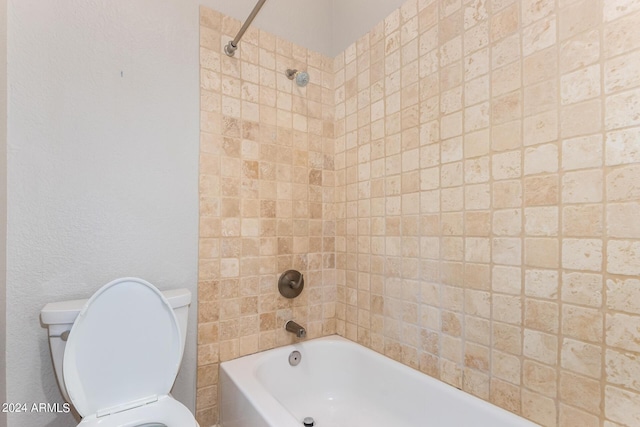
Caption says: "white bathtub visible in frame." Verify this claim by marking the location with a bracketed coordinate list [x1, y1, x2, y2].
[219, 335, 537, 427]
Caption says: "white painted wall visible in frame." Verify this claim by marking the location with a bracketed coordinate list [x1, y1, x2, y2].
[331, 0, 409, 54]
[6, 0, 206, 425]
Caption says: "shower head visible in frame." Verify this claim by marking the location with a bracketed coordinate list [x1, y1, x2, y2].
[285, 69, 310, 87]
[296, 71, 310, 87]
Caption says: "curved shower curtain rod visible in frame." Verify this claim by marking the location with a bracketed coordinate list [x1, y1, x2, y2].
[224, 0, 267, 57]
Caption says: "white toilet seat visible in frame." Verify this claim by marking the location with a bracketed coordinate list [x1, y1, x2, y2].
[76, 395, 199, 427]
[63, 278, 199, 427]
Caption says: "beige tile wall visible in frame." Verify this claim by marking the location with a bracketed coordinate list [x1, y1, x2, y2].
[197, 6, 336, 425]
[333, 0, 640, 426]
[200, 0, 640, 426]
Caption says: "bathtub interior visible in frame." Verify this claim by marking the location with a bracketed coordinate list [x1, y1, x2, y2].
[250, 338, 537, 427]
[254, 342, 422, 426]
[220, 336, 538, 427]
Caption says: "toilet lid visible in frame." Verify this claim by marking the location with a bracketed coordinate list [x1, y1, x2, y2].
[63, 278, 182, 418]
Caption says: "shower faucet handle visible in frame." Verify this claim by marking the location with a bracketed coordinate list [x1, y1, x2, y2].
[290, 273, 303, 289]
[278, 270, 304, 298]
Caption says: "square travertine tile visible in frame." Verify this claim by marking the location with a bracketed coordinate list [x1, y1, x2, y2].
[200, 2, 640, 424]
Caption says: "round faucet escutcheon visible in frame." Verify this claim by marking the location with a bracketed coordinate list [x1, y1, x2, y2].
[303, 416, 315, 426]
[278, 270, 304, 298]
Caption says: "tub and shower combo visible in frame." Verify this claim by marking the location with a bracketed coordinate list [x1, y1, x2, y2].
[217, 4, 539, 425]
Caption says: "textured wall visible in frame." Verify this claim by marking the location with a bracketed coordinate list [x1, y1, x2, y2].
[333, 0, 640, 426]
[197, 7, 336, 425]
[6, 1, 203, 425]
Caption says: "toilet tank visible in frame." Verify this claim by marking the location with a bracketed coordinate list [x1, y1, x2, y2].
[41, 288, 192, 403]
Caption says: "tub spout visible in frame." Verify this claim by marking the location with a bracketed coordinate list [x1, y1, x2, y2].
[285, 320, 307, 338]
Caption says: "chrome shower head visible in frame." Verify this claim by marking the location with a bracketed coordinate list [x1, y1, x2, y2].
[296, 71, 310, 87]
[286, 69, 310, 87]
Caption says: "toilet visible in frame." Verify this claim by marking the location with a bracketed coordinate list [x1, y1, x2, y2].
[41, 277, 200, 427]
